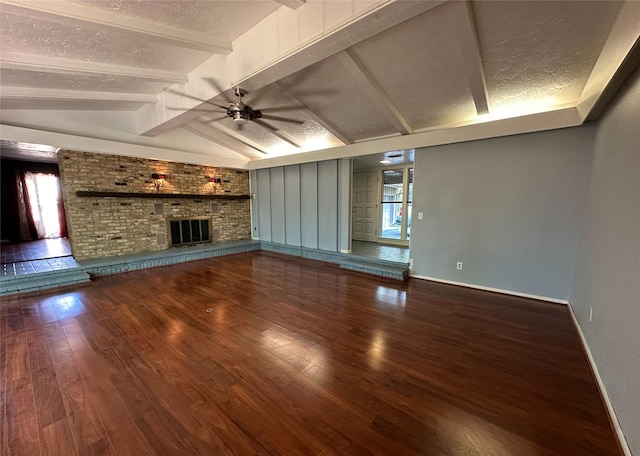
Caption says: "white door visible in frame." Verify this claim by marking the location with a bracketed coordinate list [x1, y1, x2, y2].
[352, 171, 378, 242]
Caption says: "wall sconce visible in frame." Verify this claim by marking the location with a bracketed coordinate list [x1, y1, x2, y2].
[151, 173, 166, 192]
[208, 177, 221, 184]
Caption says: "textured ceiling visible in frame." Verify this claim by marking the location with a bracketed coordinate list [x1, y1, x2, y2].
[67, 0, 280, 37]
[349, 3, 477, 130]
[279, 57, 397, 142]
[0, 0, 637, 167]
[475, 1, 624, 111]
[1, 12, 175, 68]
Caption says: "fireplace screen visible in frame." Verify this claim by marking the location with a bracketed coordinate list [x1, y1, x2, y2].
[168, 217, 211, 246]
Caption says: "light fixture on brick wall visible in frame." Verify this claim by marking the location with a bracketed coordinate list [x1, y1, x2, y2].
[208, 177, 221, 184]
[151, 173, 166, 192]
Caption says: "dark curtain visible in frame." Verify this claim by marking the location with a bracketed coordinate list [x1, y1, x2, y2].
[16, 170, 39, 241]
[0, 159, 67, 242]
[57, 176, 68, 238]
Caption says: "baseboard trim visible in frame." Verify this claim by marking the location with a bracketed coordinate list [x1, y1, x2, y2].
[410, 274, 569, 305]
[567, 303, 632, 456]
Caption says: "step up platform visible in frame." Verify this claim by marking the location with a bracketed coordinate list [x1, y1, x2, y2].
[0, 240, 260, 299]
[1, 267, 91, 297]
[1, 240, 408, 299]
[260, 242, 410, 280]
[339, 256, 409, 280]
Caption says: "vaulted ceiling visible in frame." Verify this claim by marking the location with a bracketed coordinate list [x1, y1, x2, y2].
[1, 0, 638, 169]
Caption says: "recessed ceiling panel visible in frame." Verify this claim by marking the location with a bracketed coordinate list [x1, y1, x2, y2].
[474, 0, 624, 112]
[349, 3, 478, 130]
[67, 0, 280, 38]
[280, 57, 400, 141]
[0, 11, 211, 72]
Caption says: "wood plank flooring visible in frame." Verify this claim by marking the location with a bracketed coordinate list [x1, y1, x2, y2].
[1, 251, 622, 455]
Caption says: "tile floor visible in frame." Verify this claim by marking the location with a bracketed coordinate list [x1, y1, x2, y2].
[1, 238, 72, 263]
[2, 256, 79, 277]
[1, 238, 77, 278]
[351, 240, 409, 263]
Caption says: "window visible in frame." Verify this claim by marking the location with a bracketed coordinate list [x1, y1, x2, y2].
[380, 167, 412, 241]
[24, 172, 63, 239]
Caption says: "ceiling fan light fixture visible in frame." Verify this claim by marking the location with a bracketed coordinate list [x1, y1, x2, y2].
[232, 111, 249, 124]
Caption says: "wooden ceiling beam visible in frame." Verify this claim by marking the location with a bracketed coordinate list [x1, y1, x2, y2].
[272, 0, 305, 10]
[0, 52, 187, 85]
[203, 122, 271, 155]
[0, 86, 158, 103]
[335, 49, 412, 135]
[180, 121, 265, 158]
[0, 0, 232, 54]
[449, 0, 489, 116]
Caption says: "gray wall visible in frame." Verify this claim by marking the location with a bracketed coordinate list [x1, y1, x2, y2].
[410, 126, 594, 300]
[252, 159, 350, 252]
[570, 67, 640, 455]
[251, 82, 638, 451]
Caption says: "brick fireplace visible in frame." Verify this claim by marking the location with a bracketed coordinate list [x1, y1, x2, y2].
[58, 150, 251, 260]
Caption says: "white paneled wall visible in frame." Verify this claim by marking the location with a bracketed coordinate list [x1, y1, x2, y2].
[233, 0, 384, 82]
[251, 159, 351, 253]
[284, 165, 302, 246]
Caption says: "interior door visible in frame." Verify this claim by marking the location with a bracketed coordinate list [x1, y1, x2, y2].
[352, 171, 378, 242]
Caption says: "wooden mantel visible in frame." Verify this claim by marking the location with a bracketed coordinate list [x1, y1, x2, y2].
[75, 191, 250, 200]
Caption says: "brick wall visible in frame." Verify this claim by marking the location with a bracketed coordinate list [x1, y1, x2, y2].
[58, 150, 251, 259]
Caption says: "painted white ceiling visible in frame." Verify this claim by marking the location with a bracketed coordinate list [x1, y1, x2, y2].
[0, 0, 638, 169]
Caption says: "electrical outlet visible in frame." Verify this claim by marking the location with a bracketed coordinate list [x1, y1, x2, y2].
[456, 262, 463, 270]
[589, 307, 593, 322]
[418, 211, 424, 220]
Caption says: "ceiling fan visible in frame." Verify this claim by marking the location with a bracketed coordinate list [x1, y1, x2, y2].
[167, 79, 304, 141]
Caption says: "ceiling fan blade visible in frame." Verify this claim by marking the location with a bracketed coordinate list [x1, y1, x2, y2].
[293, 88, 339, 97]
[243, 88, 267, 107]
[260, 114, 305, 125]
[202, 78, 234, 103]
[260, 105, 303, 113]
[166, 107, 224, 112]
[166, 89, 227, 109]
[205, 115, 231, 123]
[252, 118, 277, 132]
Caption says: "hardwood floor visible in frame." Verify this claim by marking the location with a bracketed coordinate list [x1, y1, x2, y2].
[1, 251, 622, 455]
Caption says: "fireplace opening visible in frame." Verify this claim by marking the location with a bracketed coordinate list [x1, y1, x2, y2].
[168, 217, 212, 247]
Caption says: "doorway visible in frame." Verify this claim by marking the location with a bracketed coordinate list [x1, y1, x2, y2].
[380, 167, 413, 243]
[1, 159, 68, 245]
[350, 150, 413, 260]
[352, 171, 378, 242]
